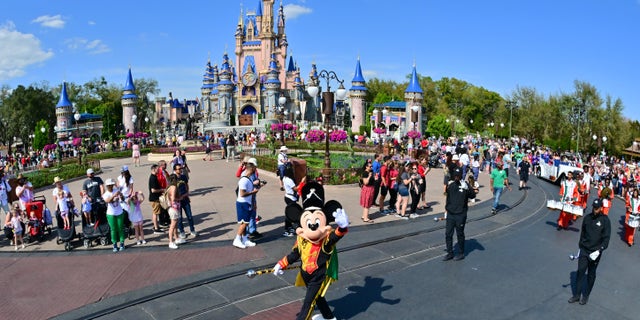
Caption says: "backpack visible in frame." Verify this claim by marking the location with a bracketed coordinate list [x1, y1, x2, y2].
[235, 176, 251, 196]
[158, 189, 171, 210]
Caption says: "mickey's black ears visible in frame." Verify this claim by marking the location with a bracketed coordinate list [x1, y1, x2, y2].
[323, 200, 342, 223]
[285, 202, 303, 224]
[301, 181, 324, 210]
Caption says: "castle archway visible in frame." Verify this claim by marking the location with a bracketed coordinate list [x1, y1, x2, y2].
[239, 105, 257, 126]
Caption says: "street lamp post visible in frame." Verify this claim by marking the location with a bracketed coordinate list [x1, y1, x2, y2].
[306, 70, 347, 183]
[131, 114, 138, 134]
[278, 96, 287, 145]
[74, 111, 81, 138]
[506, 100, 517, 138]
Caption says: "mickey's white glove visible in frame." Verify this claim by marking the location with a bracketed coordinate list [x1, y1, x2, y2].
[273, 263, 283, 276]
[589, 250, 600, 261]
[333, 208, 349, 228]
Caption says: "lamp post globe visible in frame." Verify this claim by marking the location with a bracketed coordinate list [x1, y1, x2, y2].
[41, 127, 46, 133]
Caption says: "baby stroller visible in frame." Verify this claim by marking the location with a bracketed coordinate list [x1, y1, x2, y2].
[55, 209, 77, 251]
[25, 199, 45, 242]
[3, 221, 25, 243]
[81, 200, 110, 248]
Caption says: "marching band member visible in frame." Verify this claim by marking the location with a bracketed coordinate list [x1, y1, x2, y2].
[624, 188, 640, 246]
[597, 178, 614, 216]
[557, 171, 580, 230]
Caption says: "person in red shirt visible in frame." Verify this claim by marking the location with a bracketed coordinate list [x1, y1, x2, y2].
[377, 156, 391, 212]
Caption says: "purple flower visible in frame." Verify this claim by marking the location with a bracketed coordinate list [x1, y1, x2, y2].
[305, 129, 325, 143]
[329, 130, 348, 142]
[407, 130, 422, 139]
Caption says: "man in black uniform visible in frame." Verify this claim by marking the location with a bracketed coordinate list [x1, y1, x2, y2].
[443, 167, 477, 261]
[568, 198, 611, 305]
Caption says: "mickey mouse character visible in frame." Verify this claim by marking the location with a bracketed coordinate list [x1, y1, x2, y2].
[273, 181, 349, 320]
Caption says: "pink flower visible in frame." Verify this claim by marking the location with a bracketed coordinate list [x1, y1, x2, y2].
[407, 130, 422, 139]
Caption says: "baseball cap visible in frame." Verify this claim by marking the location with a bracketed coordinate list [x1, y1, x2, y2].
[452, 154, 460, 161]
[247, 158, 258, 167]
[105, 178, 116, 186]
[86, 168, 94, 175]
[592, 198, 602, 209]
[121, 165, 129, 172]
[452, 167, 463, 178]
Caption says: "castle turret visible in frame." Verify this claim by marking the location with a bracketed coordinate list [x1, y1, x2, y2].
[217, 53, 235, 117]
[121, 67, 138, 134]
[349, 57, 367, 133]
[201, 59, 216, 116]
[55, 82, 73, 139]
[404, 64, 424, 134]
[264, 54, 282, 117]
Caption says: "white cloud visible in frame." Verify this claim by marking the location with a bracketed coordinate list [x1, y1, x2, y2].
[0, 22, 54, 81]
[64, 37, 111, 54]
[88, 20, 96, 26]
[31, 15, 65, 29]
[283, 4, 312, 20]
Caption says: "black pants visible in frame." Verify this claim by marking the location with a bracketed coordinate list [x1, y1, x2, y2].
[372, 177, 381, 205]
[410, 187, 420, 214]
[388, 189, 398, 211]
[445, 212, 467, 255]
[284, 197, 298, 231]
[575, 251, 601, 297]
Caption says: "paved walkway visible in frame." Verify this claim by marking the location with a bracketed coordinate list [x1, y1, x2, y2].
[0, 153, 503, 319]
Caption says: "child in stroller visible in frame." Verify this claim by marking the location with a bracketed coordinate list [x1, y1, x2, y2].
[28, 211, 44, 242]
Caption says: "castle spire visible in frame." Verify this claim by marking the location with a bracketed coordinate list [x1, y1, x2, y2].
[405, 63, 423, 94]
[56, 82, 72, 108]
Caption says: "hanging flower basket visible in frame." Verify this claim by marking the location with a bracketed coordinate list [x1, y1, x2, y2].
[407, 130, 422, 139]
[373, 127, 386, 134]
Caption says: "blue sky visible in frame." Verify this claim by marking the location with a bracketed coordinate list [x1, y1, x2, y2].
[1, 0, 639, 120]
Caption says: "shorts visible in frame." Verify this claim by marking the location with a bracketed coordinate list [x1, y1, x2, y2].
[236, 201, 251, 224]
[150, 201, 161, 215]
[168, 207, 179, 220]
[380, 185, 388, 197]
[398, 187, 410, 197]
[60, 210, 69, 218]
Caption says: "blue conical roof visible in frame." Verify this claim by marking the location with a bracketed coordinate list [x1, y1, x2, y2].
[56, 82, 72, 108]
[256, 0, 263, 16]
[352, 58, 365, 83]
[124, 67, 136, 91]
[287, 55, 296, 72]
[405, 64, 423, 94]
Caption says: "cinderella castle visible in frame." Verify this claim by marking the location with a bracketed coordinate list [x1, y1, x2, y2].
[154, 0, 425, 135]
[53, 0, 425, 140]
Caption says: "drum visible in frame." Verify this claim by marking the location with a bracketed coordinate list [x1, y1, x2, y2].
[546, 200, 564, 210]
[628, 214, 640, 228]
[564, 204, 584, 216]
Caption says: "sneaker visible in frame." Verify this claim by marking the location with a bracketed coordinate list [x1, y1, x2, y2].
[442, 254, 454, 261]
[137, 241, 142, 245]
[141, 240, 147, 245]
[395, 214, 409, 220]
[190, 231, 198, 237]
[14, 246, 18, 251]
[119, 245, 125, 251]
[169, 242, 178, 249]
[568, 296, 580, 303]
[243, 238, 256, 247]
[153, 228, 164, 234]
[233, 238, 246, 249]
[283, 231, 294, 237]
[409, 213, 419, 219]
[256, 215, 262, 222]
[21, 244, 25, 249]
[453, 254, 464, 261]
[176, 238, 186, 245]
[491, 208, 497, 215]
[179, 232, 186, 239]
[113, 246, 118, 253]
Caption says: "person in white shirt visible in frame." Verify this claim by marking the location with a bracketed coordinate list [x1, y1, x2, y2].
[233, 159, 260, 249]
[0, 170, 12, 220]
[52, 176, 74, 230]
